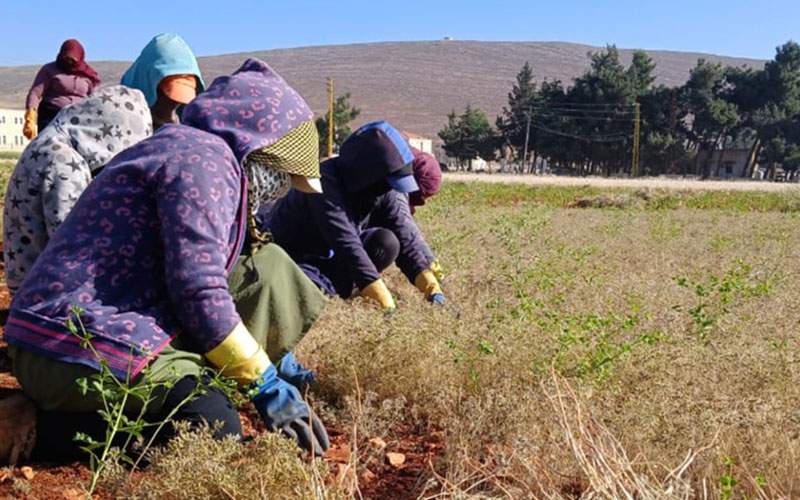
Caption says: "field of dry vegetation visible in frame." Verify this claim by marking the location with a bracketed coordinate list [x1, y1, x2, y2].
[302, 181, 800, 498]
[3, 177, 800, 498]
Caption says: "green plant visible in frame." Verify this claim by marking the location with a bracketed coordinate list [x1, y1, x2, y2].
[544, 311, 663, 382]
[673, 260, 779, 341]
[65, 306, 233, 495]
[720, 456, 738, 500]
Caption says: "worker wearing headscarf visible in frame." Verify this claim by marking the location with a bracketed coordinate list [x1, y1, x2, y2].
[23, 39, 101, 139]
[4, 85, 152, 293]
[121, 33, 205, 129]
[4, 59, 329, 463]
[264, 121, 446, 312]
[398, 147, 446, 282]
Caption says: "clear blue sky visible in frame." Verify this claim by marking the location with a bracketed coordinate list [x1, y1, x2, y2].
[1, 0, 797, 65]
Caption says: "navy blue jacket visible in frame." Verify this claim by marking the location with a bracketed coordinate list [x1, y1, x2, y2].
[266, 141, 434, 290]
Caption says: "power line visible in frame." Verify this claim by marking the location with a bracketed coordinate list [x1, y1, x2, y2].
[529, 122, 632, 143]
[528, 107, 635, 116]
[531, 112, 636, 123]
[530, 102, 637, 109]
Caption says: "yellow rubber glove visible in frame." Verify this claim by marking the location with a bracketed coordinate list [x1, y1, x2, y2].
[205, 321, 271, 386]
[22, 109, 37, 140]
[360, 279, 396, 311]
[430, 259, 445, 283]
[414, 269, 443, 300]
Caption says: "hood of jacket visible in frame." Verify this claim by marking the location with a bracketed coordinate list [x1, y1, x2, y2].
[182, 58, 315, 165]
[121, 33, 205, 107]
[334, 121, 414, 193]
[50, 84, 153, 171]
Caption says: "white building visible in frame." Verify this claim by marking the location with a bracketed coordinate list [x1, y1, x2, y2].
[0, 108, 30, 152]
[403, 131, 433, 155]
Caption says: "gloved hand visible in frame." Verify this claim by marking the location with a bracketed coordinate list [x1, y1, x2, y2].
[361, 278, 396, 312]
[251, 364, 329, 456]
[415, 269, 444, 305]
[429, 292, 446, 305]
[23, 108, 37, 140]
[430, 259, 445, 284]
[277, 352, 316, 390]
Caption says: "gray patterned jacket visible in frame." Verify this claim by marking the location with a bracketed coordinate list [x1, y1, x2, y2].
[3, 85, 152, 291]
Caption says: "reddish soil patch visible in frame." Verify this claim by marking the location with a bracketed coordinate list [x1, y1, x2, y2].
[321, 422, 444, 499]
[0, 464, 95, 500]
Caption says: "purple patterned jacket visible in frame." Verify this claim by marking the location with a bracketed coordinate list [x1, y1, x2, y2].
[5, 58, 314, 379]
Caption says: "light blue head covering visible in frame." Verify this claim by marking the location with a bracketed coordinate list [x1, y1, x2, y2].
[121, 33, 205, 107]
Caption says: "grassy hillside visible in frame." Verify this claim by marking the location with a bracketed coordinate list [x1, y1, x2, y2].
[0, 41, 763, 138]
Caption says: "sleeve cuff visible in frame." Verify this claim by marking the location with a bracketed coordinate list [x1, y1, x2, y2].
[414, 269, 442, 299]
[361, 279, 396, 310]
[205, 322, 271, 386]
[430, 259, 445, 282]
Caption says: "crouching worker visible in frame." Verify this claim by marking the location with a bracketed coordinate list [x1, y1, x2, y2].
[264, 121, 445, 312]
[3, 85, 153, 293]
[2, 59, 329, 463]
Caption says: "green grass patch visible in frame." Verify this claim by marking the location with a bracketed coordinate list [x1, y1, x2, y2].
[0, 151, 20, 161]
[439, 181, 800, 212]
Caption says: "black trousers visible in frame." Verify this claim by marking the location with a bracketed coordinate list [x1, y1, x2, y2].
[33, 376, 242, 463]
[36, 101, 62, 131]
[298, 227, 402, 298]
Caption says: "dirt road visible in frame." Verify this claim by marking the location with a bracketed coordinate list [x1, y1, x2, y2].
[443, 173, 800, 192]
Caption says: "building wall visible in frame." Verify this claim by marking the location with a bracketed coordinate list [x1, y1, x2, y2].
[408, 137, 433, 155]
[696, 149, 752, 179]
[0, 108, 30, 152]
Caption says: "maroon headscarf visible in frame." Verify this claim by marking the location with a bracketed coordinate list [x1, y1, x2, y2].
[56, 39, 101, 85]
[408, 147, 442, 213]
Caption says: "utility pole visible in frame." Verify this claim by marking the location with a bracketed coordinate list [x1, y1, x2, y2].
[631, 102, 641, 177]
[522, 106, 532, 173]
[327, 77, 334, 158]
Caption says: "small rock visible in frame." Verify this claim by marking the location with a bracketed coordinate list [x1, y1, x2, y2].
[361, 469, 377, 484]
[385, 452, 406, 467]
[20, 466, 35, 480]
[62, 488, 87, 500]
[324, 443, 351, 463]
[369, 437, 387, 449]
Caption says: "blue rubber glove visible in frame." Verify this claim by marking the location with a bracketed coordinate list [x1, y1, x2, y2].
[429, 293, 446, 305]
[277, 352, 316, 390]
[250, 364, 329, 456]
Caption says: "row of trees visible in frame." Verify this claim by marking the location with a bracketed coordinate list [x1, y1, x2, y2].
[439, 41, 800, 178]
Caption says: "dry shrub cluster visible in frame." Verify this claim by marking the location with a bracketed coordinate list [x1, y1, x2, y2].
[299, 185, 800, 498]
[100, 424, 343, 499]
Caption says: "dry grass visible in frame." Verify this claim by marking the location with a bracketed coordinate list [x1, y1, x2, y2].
[298, 182, 800, 498]
[446, 172, 800, 193]
[100, 425, 344, 499]
[6, 179, 798, 498]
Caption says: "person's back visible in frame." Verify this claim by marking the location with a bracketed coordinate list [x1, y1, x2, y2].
[7, 123, 243, 375]
[3, 85, 151, 292]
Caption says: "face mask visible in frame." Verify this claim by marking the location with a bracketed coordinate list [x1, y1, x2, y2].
[245, 159, 291, 219]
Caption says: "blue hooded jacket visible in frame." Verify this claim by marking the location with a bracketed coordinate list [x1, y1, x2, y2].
[264, 121, 434, 291]
[121, 33, 205, 107]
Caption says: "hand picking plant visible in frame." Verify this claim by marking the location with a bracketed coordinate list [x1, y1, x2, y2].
[65, 306, 235, 495]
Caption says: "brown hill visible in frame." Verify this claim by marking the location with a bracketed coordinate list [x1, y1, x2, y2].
[0, 41, 763, 139]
